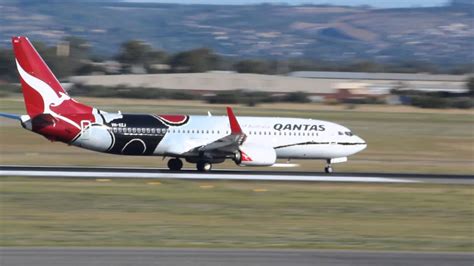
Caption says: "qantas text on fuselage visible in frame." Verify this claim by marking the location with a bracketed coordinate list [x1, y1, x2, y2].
[0, 36, 367, 173]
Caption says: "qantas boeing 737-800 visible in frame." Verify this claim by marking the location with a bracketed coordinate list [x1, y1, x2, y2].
[0, 36, 367, 173]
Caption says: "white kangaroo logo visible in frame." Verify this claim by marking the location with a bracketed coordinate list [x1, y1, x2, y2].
[16, 60, 71, 112]
[16, 60, 80, 129]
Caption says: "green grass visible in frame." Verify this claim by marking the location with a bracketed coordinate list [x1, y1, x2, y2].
[0, 176, 472, 251]
[1, 96, 473, 174]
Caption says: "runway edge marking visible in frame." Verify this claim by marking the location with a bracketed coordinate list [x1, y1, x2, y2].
[0, 170, 418, 183]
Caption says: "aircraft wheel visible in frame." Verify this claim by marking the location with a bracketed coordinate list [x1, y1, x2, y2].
[197, 161, 212, 172]
[324, 165, 333, 174]
[168, 158, 183, 171]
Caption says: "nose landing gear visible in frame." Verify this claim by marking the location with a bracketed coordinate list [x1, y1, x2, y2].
[325, 159, 333, 174]
[324, 165, 333, 174]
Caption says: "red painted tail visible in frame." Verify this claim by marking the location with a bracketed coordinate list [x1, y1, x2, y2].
[12, 36, 92, 117]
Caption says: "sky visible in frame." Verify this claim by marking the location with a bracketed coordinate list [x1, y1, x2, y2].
[125, 0, 450, 8]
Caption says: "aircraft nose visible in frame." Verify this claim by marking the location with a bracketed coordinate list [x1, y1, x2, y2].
[356, 136, 367, 151]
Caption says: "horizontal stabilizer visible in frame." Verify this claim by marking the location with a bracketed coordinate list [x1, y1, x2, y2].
[0, 113, 21, 120]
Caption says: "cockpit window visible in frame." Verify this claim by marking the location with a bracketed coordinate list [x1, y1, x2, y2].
[338, 131, 343, 135]
[345, 132, 353, 136]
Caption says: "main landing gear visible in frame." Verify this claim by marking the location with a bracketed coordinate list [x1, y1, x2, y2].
[325, 159, 333, 174]
[167, 158, 183, 171]
[167, 158, 213, 172]
[196, 161, 212, 172]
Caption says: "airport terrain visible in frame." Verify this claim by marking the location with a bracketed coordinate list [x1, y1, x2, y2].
[1, 96, 472, 174]
[1, 175, 473, 251]
[1, 248, 473, 266]
[1, 96, 473, 253]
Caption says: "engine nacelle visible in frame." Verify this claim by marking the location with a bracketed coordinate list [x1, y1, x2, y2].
[235, 144, 276, 166]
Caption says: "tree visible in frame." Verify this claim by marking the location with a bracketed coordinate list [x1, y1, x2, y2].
[283, 92, 310, 103]
[234, 60, 269, 74]
[25, 37, 91, 78]
[0, 48, 16, 82]
[117, 40, 153, 64]
[169, 48, 218, 72]
[467, 77, 474, 96]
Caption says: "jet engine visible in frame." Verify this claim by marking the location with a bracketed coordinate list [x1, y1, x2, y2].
[234, 144, 276, 166]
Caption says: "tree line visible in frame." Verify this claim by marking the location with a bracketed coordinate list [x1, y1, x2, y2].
[0, 36, 472, 109]
[1, 37, 473, 83]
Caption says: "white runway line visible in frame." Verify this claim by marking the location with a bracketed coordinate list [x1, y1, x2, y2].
[0, 170, 419, 183]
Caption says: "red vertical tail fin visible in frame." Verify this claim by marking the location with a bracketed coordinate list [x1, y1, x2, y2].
[12, 36, 92, 117]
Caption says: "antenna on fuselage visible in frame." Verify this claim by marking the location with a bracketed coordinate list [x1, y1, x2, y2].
[207, 111, 212, 116]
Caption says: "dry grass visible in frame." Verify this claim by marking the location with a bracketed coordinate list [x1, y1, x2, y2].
[1, 177, 472, 251]
[0, 96, 473, 174]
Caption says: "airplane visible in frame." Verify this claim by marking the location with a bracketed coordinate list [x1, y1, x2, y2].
[0, 36, 367, 173]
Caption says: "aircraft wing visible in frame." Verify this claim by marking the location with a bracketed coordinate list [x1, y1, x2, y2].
[189, 107, 246, 155]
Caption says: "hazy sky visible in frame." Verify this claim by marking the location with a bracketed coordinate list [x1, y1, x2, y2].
[125, 0, 449, 8]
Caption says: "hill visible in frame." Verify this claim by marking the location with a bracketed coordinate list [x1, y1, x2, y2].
[1, 1, 473, 66]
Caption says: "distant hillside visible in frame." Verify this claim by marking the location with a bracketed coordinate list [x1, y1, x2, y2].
[1, 1, 473, 66]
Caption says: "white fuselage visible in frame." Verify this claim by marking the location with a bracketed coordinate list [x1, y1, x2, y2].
[72, 114, 367, 160]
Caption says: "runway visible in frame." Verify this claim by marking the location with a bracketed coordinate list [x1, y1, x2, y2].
[1, 165, 473, 184]
[1, 248, 472, 266]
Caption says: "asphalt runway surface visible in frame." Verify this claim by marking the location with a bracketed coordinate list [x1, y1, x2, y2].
[1, 248, 473, 266]
[1, 165, 473, 184]
[2, 165, 474, 184]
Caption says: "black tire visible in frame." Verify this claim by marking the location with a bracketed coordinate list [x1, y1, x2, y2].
[196, 161, 212, 172]
[324, 166, 333, 174]
[168, 158, 183, 171]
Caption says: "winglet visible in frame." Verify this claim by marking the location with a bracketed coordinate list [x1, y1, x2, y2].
[226, 107, 243, 134]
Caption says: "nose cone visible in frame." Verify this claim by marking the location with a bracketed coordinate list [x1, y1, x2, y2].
[356, 136, 367, 152]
